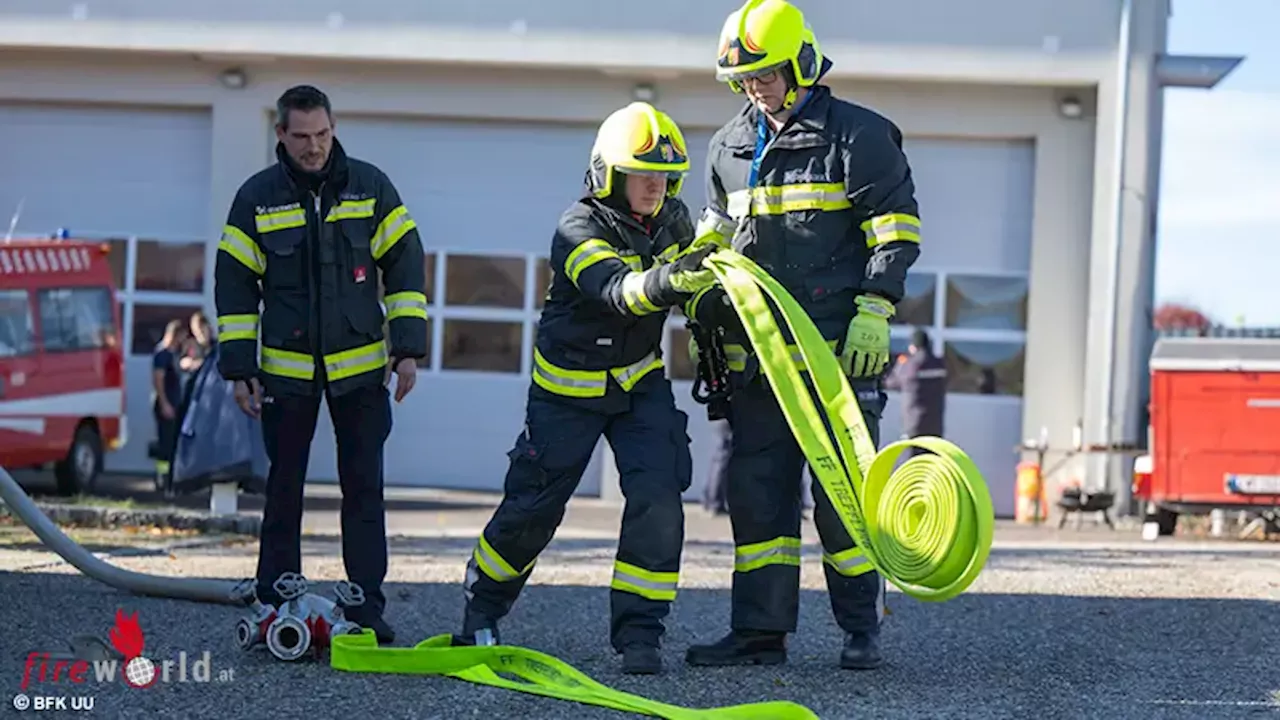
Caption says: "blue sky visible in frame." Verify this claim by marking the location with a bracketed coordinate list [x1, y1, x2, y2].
[1157, 0, 1280, 325]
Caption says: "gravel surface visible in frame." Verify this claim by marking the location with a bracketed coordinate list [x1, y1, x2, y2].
[2, 513, 1279, 720]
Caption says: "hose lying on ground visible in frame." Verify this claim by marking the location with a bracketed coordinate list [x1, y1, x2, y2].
[331, 632, 819, 719]
[0, 467, 242, 605]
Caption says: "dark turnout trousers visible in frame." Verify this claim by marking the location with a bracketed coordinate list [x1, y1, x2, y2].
[463, 380, 692, 652]
[725, 376, 887, 636]
[254, 383, 391, 623]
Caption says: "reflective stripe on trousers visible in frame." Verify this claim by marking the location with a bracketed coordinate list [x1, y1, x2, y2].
[823, 547, 873, 577]
[734, 536, 802, 573]
[610, 560, 678, 602]
[531, 348, 663, 398]
[472, 533, 533, 583]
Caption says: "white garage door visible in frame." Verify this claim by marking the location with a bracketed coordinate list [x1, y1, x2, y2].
[0, 102, 213, 474]
[882, 137, 1035, 518]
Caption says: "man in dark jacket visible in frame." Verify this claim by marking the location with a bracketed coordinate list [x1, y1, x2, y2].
[683, 0, 923, 672]
[454, 102, 716, 675]
[884, 327, 948, 452]
[214, 85, 427, 643]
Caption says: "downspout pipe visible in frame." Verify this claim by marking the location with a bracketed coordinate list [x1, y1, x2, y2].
[1096, 0, 1133, 494]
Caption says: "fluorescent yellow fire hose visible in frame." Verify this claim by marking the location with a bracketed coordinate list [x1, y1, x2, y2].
[330, 249, 995, 718]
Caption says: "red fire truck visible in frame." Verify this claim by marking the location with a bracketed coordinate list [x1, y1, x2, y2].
[0, 238, 125, 494]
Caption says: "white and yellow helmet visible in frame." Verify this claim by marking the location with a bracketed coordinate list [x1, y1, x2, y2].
[587, 102, 690, 201]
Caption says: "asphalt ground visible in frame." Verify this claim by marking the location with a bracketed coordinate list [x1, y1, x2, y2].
[1, 493, 1279, 720]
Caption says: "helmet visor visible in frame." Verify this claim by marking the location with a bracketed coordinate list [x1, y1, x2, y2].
[615, 166, 686, 181]
[718, 60, 786, 85]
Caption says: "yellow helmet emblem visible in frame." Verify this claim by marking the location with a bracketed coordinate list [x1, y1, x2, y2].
[587, 102, 690, 201]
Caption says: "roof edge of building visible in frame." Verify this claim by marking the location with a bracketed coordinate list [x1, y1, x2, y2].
[0, 18, 1108, 86]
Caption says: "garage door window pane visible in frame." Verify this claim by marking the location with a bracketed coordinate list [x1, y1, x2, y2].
[445, 255, 525, 309]
[135, 240, 205, 293]
[943, 340, 1025, 396]
[442, 319, 522, 373]
[894, 273, 935, 326]
[944, 275, 1028, 331]
[0, 290, 35, 357]
[131, 303, 199, 356]
[535, 258, 552, 309]
[666, 326, 696, 381]
[424, 252, 436, 303]
[414, 317, 434, 369]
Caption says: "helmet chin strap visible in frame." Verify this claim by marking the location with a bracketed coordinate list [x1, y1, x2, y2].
[759, 85, 799, 123]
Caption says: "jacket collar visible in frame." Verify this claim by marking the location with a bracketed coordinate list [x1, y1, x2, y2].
[276, 137, 350, 195]
[722, 84, 834, 150]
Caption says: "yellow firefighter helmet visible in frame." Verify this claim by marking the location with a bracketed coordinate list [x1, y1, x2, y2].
[587, 102, 690, 201]
[715, 0, 825, 107]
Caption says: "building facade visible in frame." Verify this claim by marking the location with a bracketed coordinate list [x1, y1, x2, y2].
[0, 0, 1220, 515]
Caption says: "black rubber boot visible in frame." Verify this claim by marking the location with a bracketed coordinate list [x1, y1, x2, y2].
[621, 645, 663, 675]
[839, 631, 882, 670]
[361, 617, 396, 645]
[452, 610, 501, 647]
[684, 630, 787, 667]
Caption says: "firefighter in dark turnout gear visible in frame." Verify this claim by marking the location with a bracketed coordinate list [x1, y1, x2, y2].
[456, 103, 715, 675]
[214, 86, 427, 644]
[884, 327, 948, 454]
[683, 0, 923, 671]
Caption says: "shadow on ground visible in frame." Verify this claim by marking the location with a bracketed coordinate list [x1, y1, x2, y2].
[1, 570, 1277, 720]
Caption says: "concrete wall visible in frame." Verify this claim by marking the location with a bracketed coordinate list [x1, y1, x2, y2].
[0, 0, 1125, 52]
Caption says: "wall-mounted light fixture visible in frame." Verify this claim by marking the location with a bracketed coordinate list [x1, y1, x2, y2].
[632, 83, 657, 103]
[1058, 95, 1083, 119]
[219, 68, 248, 90]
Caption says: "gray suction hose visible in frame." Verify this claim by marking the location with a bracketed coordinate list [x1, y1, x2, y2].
[0, 467, 240, 605]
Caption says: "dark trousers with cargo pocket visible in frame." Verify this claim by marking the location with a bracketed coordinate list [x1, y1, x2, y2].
[463, 380, 692, 653]
[725, 374, 887, 637]
[255, 383, 391, 624]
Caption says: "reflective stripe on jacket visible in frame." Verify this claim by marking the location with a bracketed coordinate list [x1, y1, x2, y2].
[214, 138, 427, 398]
[706, 84, 922, 343]
[533, 196, 694, 411]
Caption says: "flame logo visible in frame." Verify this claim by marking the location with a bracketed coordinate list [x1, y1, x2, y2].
[109, 610, 145, 659]
[109, 610, 158, 689]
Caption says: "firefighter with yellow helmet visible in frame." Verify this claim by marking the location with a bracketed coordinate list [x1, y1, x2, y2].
[454, 102, 716, 675]
[683, 0, 923, 671]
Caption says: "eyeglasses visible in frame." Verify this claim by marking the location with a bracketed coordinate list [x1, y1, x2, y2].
[740, 69, 780, 86]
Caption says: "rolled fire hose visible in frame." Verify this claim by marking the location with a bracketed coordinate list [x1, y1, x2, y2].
[0, 466, 241, 605]
[704, 250, 995, 601]
[329, 250, 995, 717]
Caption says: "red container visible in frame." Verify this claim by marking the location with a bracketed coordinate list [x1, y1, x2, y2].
[1145, 337, 1280, 511]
